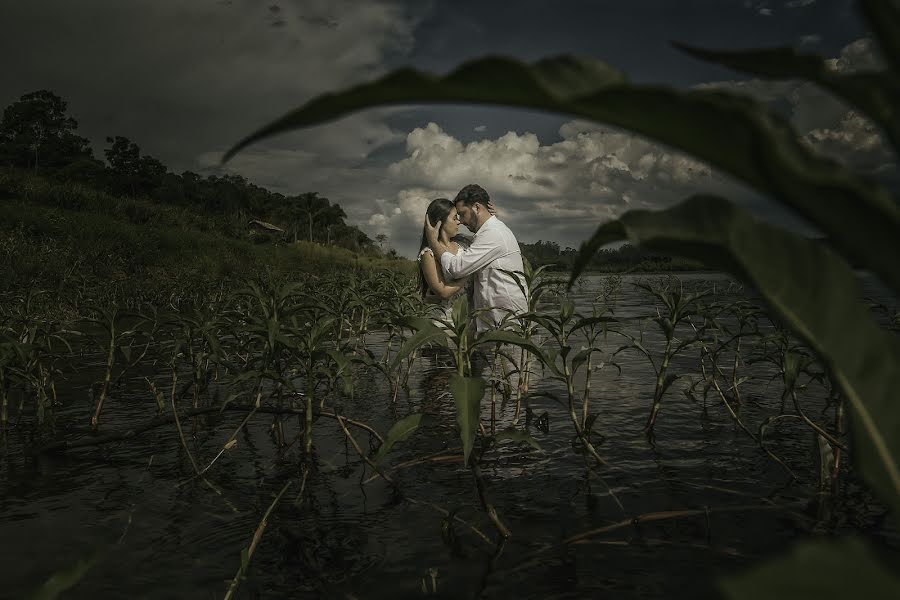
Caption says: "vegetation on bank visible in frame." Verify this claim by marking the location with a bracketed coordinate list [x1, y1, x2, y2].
[0, 170, 412, 319]
[0, 89, 414, 316]
[0, 90, 376, 253]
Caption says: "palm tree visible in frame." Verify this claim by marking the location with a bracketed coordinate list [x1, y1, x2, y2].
[295, 192, 331, 243]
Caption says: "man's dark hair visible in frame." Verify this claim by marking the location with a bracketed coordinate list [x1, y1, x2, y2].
[454, 184, 489, 207]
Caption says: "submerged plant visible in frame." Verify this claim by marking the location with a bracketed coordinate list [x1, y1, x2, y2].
[613, 279, 708, 435]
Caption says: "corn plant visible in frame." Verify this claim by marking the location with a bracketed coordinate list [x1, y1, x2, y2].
[0, 291, 72, 434]
[78, 304, 155, 430]
[522, 299, 616, 468]
[613, 280, 709, 435]
[387, 296, 542, 537]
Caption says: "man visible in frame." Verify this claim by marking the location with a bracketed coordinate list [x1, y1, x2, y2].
[424, 184, 527, 331]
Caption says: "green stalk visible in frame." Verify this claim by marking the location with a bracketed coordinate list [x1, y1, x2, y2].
[581, 350, 593, 430]
[564, 363, 608, 468]
[222, 480, 293, 600]
[471, 460, 510, 538]
[304, 370, 314, 457]
[831, 393, 845, 494]
[90, 322, 117, 429]
[0, 371, 8, 435]
[644, 337, 673, 434]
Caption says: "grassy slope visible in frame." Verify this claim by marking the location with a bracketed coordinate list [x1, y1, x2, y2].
[0, 171, 413, 311]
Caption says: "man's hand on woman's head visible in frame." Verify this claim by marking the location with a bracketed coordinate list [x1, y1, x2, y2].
[424, 214, 441, 244]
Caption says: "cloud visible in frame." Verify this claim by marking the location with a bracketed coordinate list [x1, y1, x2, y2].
[365, 120, 720, 257]
[474, 125, 487, 132]
[694, 38, 894, 173]
[799, 34, 822, 47]
[367, 37, 895, 258]
[825, 37, 884, 72]
[802, 110, 893, 171]
[0, 0, 422, 171]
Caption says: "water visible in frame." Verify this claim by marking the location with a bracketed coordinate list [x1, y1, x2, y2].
[1, 273, 896, 598]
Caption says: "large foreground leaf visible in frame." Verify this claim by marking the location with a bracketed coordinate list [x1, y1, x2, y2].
[224, 55, 900, 297]
[31, 554, 98, 600]
[672, 42, 900, 155]
[223, 56, 625, 162]
[721, 538, 900, 600]
[572, 195, 900, 515]
[860, 0, 900, 74]
[450, 374, 486, 465]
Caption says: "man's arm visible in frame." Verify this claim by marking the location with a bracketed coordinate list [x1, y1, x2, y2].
[440, 229, 503, 278]
[420, 251, 466, 300]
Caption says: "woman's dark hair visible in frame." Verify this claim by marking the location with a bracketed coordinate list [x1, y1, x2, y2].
[418, 198, 454, 297]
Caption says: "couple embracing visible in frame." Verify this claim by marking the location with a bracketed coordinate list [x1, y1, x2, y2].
[416, 184, 527, 333]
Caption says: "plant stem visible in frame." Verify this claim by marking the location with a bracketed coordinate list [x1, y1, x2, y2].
[471, 460, 510, 539]
[222, 479, 293, 600]
[90, 325, 116, 429]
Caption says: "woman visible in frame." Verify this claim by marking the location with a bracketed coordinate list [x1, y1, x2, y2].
[417, 198, 471, 320]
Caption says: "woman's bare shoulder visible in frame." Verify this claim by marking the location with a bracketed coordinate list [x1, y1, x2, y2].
[416, 246, 434, 262]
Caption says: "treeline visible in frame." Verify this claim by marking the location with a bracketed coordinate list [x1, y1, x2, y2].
[520, 239, 705, 273]
[0, 89, 377, 253]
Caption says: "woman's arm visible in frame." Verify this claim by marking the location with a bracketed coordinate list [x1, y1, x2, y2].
[421, 251, 466, 300]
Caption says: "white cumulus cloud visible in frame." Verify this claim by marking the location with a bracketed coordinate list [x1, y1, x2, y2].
[366, 120, 718, 257]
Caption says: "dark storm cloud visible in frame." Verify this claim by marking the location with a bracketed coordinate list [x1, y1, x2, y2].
[0, 0, 421, 171]
[411, 0, 865, 85]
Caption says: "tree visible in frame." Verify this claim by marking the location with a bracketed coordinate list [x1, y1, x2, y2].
[375, 233, 388, 251]
[54, 155, 107, 186]
[104, 135, 166, 196]
[321, 203, 347, 245]
[295, 192, 331, 243]
[0, 90, 92, 170]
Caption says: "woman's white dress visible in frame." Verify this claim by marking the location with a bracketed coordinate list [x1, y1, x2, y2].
[417, 236, 472, 324]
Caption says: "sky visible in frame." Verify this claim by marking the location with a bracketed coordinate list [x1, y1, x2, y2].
[1, 0, 894, 258]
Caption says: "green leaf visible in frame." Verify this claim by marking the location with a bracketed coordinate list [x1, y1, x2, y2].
[221, 390, 249, 410]
[473, 330, 546, 364]
[326, 349, 354, 396]
[389, 324, 449, 372]
[721, 538, 900, 600]
[491, 427, 543, 451]
[30, 554, 98, 600]
[860, 0, 900, 74]
[578, 195, 900, 515]
[450, 294, 469, 334]
[571, 314, 616, 332]
[373, 413, 437, 463]
[449, 374, 486, 465]
[226, 53, 900, 296]
[673, 42, 900, 155]
[571, 347, 601, 374]
[223, 55, 625, 162]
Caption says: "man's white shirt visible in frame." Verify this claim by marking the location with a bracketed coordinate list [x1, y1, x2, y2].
[439, 216, 528, 331]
